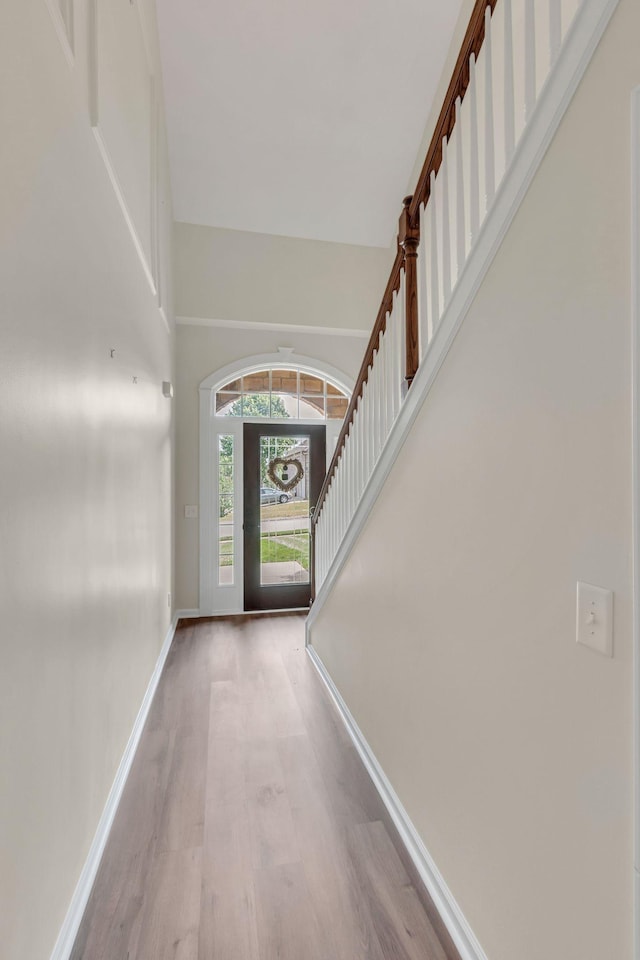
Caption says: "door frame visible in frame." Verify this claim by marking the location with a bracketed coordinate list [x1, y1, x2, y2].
[198, 353, 353, 616]
[243, 422, 326, 611]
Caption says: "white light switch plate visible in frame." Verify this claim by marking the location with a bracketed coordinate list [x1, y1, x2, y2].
[576, 581, 613, 657]
[184, 505, 198, 519]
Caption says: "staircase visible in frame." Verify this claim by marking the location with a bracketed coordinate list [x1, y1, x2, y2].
[310, 0, 619, 607]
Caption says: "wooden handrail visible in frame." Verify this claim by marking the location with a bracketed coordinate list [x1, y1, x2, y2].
[311, 0, 499, 543]
[409, 0, 498, 221]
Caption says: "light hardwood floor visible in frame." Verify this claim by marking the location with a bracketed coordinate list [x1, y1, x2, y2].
[71, 614, 459, 960]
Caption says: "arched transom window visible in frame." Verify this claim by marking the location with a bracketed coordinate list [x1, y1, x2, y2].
[215, 368, 349, 420]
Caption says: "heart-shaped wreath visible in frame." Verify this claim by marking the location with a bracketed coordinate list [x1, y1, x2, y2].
[267, 457, 304, 492]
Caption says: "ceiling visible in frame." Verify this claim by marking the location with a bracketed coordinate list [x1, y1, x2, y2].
[156, 0, 465, 248]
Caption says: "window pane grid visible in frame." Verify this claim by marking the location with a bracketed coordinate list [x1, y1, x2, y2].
[215, 368, 348, 421]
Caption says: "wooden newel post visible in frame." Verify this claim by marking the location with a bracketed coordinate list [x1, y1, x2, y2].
[398, 195, 420, 390]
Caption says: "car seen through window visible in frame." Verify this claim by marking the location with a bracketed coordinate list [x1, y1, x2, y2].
[260, 486, 291, 505]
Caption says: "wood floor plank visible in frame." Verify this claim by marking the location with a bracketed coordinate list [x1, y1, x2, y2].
[134, 846, 202, 960]
[156, 727, 208, 852]
[235, 619, 305, 742]
[347, 820, 451, 960]
[199, 800, 259, 960]
[259, 619, 312, 738]
[205, 681, 245, 811]
[209, 679, 243, 741]
[277, 734, 387, 960]
[204, 621, 239, 682]
[253, 861, 325, 960]
[149, 625, 210, 734]
[243, 737, 299, 870]
[71, 726, 176, 960]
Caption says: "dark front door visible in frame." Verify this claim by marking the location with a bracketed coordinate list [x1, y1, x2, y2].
[243, 423, 326, 611]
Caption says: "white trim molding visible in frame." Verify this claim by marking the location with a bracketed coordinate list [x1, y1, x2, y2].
[306, 644, 489, 960]
[308, 0, 621, 636]
[88, 0, 169, 335]
[174, 608, 202, 620]
[199, 351, 355, 396]
[177, 315, 370, 339]
[43, 0, 74, 66]
[631, 83, 640, 960]
[48, 615, 178, 960]
[198, 352, 353, 616]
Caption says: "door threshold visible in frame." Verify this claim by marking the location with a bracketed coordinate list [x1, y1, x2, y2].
[178, 608, 309, 626]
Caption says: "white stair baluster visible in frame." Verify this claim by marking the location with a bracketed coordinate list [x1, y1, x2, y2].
[365, 367, 373, 473]
[393, 296, 401, 418]
[347, 434, 353, 529]
[441, 137, 451, 305]
[341, 438, 348, 534]
[335, 473, 340, 550]
[340, 462, 346, 540]
[399, 272, 406, 403]
[357, 398, 364, 498]
[371, 350, 379, 463]
[429, 170, 440, 330]
[378, 331, 387, 449]
[418, 207, 429, 357]
[362, 378, 370, 483]
[375, 347, 382, 461]
[352, 402, 360, 502]
[331, 483, 337, 565]
[422, 202, 433, 346]
[384, 323, 392, 442]
[327, 490, 333, 571]
[484, 5, 495, 209]
[504, 0, 515, 166]
[454, 98, 466, 281]
[469, 52, 480, 243]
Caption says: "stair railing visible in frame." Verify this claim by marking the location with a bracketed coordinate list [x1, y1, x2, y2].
[311, 0, 584, 599]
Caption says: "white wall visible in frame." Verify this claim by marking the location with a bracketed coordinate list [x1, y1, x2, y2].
[0, 2, 174, 958]
[175, 323, 366, 610]
[310, 1, 638, 958]
[174, 220, 393, 333]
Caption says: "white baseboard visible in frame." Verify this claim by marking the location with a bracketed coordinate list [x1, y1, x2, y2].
[306, 643, 488, 960]
[49, 615, 178, 960]
[635, 869, 640, 960]
[174, 608, 201, 620]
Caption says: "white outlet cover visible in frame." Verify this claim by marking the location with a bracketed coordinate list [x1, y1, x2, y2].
[184, 505, 198, 519]
[576, 581, 613, 657]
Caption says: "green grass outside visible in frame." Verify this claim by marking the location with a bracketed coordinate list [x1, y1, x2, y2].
[219, 538, 234, 566]
[261, 499, 309, 520]
[219, 531, 309, 570]
[261, 534, 309, 570]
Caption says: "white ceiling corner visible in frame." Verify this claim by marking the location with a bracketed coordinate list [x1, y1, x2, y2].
[156, 0, 464, 248]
